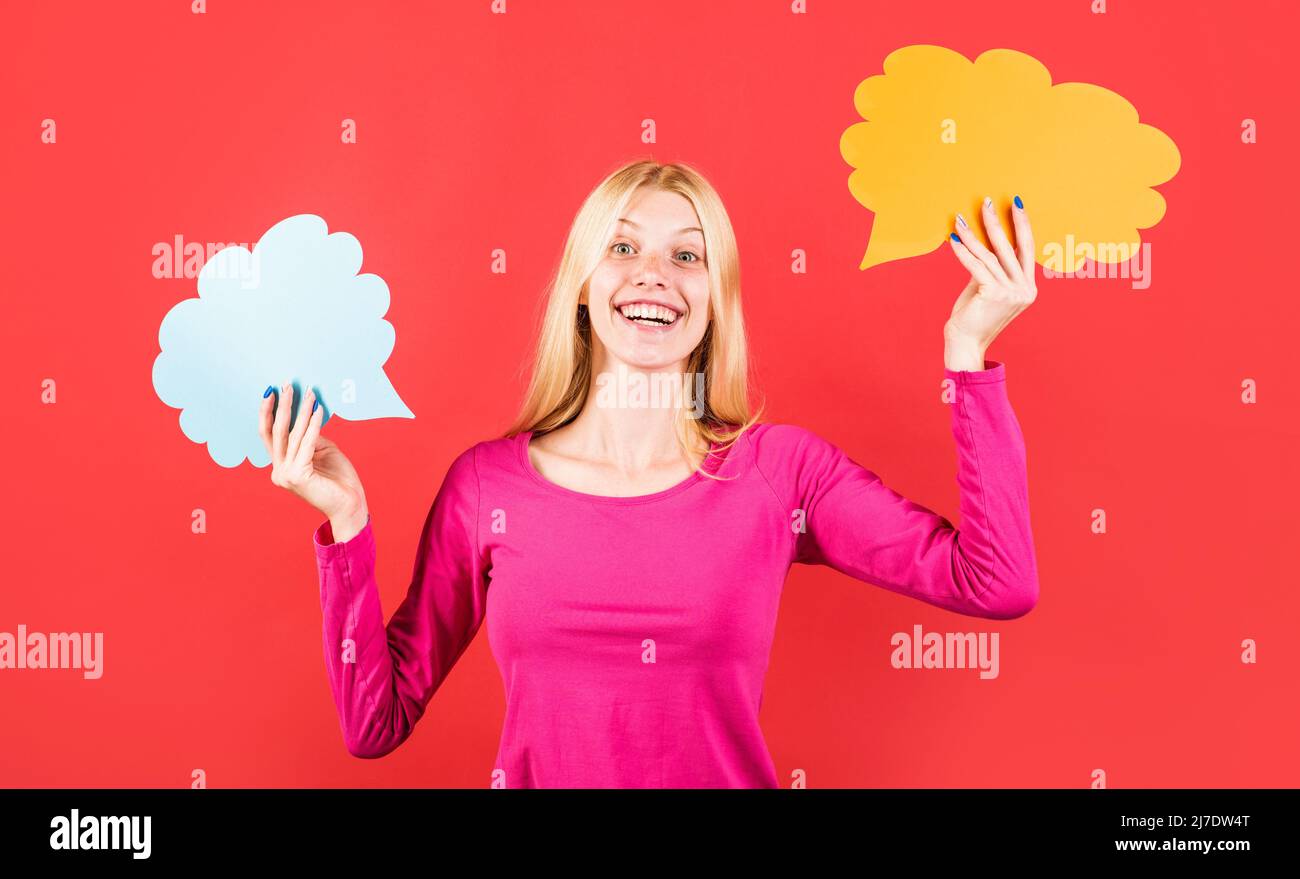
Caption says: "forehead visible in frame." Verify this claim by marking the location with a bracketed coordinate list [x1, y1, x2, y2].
[618, 188, 704, 235]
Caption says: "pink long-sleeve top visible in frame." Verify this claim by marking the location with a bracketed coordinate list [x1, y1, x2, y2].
[312, 359, 1038, 788]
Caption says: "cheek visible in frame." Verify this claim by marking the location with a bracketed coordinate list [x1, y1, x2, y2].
[685, 277, 711, 320]
[683, 286, 712, 343]
[587, 264, 621, 305]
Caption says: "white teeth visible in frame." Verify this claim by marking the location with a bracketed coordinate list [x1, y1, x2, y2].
[618, 303, 679, 325]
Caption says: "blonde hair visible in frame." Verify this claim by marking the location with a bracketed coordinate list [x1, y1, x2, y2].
[504, 159, 764, 478]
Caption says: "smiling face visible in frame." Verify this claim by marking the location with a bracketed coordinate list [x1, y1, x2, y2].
[581, 185, 712, 373]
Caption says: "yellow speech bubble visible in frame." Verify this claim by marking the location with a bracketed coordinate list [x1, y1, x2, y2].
[839, 45, 1181, 273]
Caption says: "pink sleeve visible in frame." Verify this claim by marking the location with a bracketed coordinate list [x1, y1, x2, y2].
[792, 360, 1039, 620]
[312, 445, 488, 758]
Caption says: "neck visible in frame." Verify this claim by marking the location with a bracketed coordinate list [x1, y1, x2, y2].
[560, 354, 706, 474]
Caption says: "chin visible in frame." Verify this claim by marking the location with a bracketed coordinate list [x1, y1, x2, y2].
[612, 350, 691, 371]
[593, 329, 702, 372]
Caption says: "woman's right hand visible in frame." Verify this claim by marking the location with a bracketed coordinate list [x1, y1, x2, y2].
[257, 382, 368, 539]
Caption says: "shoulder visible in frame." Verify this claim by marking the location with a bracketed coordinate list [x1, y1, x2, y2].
[734, 421, 850, 507]
[445, 433, 520, 480]
[428, 434, 522, 515]
[740, 421, 844, 468]
[433, 434, 513, 495]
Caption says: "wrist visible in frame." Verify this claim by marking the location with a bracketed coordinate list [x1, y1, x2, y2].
[329, 501, 369, 544]
[943, 330, 987, 371]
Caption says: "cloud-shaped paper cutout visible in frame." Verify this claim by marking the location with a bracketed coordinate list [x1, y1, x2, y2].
[152, 214, 413, 468]
[839, 45, 1181, 272]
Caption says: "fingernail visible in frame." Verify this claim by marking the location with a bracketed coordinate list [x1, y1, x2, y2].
[1014, 194, 1024, 209]
[312, 399, 319, 414]
[950, 232, 961, 243]
[263, 385, 273, 398]
[984, 196, 993, 208]
[955, 213, 968, 229]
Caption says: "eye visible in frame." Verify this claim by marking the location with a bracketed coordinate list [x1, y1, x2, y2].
[610, 240, 704, 263]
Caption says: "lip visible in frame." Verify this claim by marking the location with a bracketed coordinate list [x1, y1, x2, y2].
[613, 301, 682, 335]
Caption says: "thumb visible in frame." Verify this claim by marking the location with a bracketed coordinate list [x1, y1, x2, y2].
[950, 277, 979, 318]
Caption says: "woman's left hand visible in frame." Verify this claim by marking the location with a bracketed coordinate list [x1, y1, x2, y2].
[944, 195, 1037, 365]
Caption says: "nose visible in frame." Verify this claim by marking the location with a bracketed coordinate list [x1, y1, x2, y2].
[632, 251, 669, 288]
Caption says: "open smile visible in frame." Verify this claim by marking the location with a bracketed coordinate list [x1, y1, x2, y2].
[614, 301, 682, 334]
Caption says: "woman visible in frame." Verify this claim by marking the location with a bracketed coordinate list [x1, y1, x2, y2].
[257, 160, 1040, 788]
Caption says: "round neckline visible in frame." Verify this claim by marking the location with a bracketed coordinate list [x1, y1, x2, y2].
[516, 429, 727, 505]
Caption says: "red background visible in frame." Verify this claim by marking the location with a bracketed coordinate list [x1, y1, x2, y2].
[1, 0, 1295, 788]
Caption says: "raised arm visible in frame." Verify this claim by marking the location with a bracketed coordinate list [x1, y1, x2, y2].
[788, 361, 1038, 620]
[313, 445, 489, 757]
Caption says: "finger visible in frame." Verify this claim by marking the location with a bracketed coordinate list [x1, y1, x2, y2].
[954, 211, 1012, 287]
[286, 387, 314, 464]
[294, 394, 326, 471]
[271, 380, 292, 464]
[257, 387, 275, 457]
[948, 233, 999, 287]
[1011, 194, 1036, 285]
[980, 196, 1026, 285]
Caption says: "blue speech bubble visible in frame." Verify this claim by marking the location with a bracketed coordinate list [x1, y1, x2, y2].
[152, 214, 414, 468]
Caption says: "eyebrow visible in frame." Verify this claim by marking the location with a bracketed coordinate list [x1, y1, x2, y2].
[616, 218, 704, 235]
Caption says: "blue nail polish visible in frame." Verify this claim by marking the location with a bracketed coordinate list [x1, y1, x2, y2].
[950, 232, 961, 242]
[311, 399, 319, 414]
[263, 385, 274, 398]
[1014, 195, 1024, 209]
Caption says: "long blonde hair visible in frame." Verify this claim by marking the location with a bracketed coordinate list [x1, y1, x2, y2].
[505, 159, 764, 478]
